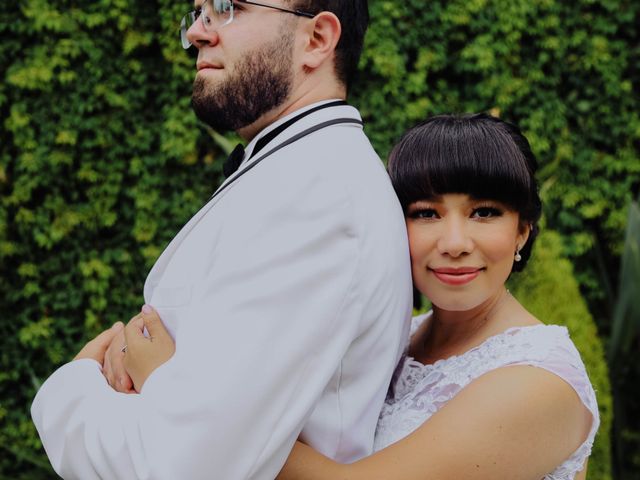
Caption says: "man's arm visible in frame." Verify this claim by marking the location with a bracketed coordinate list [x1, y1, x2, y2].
[32, 178, 369, 480]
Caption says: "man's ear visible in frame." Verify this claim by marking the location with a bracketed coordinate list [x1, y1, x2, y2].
[300, 11, 341, 70]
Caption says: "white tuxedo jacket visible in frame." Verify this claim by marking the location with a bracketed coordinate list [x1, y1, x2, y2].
[32, 102, 413, 479]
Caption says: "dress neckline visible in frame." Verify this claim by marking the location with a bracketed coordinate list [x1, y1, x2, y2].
[406, 322, 566, 370]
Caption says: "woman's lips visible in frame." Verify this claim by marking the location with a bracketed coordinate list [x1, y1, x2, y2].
[429, 267, 482, 286]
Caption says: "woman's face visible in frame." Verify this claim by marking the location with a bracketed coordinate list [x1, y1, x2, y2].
[406, 193, 529, 312]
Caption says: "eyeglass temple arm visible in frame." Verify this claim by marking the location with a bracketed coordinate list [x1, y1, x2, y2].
[237, 0, 316, 18]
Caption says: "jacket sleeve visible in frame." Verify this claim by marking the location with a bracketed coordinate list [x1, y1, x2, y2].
[31, 175, 364, 480]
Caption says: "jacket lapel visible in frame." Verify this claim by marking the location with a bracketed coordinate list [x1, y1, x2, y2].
[143, 186, 228, 301]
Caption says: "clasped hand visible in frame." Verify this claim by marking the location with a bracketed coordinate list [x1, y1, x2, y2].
[74, 305, 175, 393]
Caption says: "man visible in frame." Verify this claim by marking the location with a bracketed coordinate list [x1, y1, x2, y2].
[31, 1, 412, 478]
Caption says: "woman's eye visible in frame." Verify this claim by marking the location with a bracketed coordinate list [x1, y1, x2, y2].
[412, 209, 438, 219]
[472, 207, 502, 218]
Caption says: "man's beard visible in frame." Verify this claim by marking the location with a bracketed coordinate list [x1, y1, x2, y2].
[191, 31, 295, 132]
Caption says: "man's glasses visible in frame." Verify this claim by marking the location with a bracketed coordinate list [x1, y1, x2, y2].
[180, 0, 316, 49]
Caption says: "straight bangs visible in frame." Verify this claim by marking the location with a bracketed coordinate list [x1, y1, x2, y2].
[388, 115, 536, 215]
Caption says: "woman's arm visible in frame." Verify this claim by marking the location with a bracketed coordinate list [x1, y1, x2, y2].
[278, 365, 593, 480]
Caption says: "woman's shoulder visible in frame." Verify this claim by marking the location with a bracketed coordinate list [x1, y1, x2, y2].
[483, 322, 600, 471]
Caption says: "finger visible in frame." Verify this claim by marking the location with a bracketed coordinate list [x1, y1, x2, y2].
[107, 329, 134, 393]
[112, 350, 134, 393]
[104, 329, 122, 386]
[103, 344, 113, 383]
[140, 305, 170, 341]
[121, 326, 142, 391]
[102, 323, 124, 380]
[91, 324, 122, 354]
[126, 313, 145, 332]
[111, 321, 125, 333]
[100, 322, 122, 342]
[116, 371, 134, 393]
[74, 322, 122, 362]
[124, 315, 147, 347]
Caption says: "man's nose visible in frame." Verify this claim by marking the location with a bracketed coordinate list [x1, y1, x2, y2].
[436, 217, 473, 258]
[186, 18, 220, 48]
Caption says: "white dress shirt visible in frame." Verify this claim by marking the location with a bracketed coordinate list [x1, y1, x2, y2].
[31, 101, 413, 480]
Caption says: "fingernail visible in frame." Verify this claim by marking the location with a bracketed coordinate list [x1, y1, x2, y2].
[111, 322, 122, 330]
[119, 377, 127, 387]
[141, 304, 152, 314]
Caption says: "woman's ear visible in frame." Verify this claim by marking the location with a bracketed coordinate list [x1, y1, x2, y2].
[299, 11, 341, 70]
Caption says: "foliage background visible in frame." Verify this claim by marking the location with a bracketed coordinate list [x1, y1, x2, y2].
[1, 0, 638, 478]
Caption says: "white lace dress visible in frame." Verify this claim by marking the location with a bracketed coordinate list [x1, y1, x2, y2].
[374, 314, 600, 479]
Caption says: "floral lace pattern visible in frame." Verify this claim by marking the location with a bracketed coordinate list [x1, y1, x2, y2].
[374, 317, 600, 480]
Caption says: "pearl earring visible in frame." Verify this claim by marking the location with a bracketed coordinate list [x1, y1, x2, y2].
[514, 248, 522, 262]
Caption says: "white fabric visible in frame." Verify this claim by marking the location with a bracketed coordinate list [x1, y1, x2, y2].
[374, 315, 600, 480]
[32, 102, 413, 480]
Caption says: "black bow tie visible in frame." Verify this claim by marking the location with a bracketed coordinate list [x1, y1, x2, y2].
[223, 143, 245, 178]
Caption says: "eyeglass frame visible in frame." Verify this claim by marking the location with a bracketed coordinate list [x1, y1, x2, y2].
[180, 0, 316, 50]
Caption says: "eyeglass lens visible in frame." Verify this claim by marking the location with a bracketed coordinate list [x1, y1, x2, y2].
[180, 0, 234, 49]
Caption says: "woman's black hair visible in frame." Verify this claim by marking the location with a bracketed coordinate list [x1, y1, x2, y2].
[387, 113, 542, 273]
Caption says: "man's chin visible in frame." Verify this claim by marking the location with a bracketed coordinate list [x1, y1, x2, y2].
[191, 103, 246, 133]
[196, 67, 224, 78]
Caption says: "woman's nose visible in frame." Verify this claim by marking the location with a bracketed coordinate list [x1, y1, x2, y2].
[436, 217, 473, 258]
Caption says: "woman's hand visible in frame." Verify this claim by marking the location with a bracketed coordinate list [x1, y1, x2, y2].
[123, 305, 176, 392]
[74, 322, 125, 363]
[102, 323, 135, 393]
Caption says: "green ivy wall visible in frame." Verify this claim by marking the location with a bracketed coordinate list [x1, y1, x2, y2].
[1, 0, 638, 477]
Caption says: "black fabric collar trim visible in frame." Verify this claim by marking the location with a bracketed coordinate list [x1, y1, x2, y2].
[249, 100, 348, 160]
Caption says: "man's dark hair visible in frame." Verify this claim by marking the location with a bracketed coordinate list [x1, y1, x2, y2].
[293, 0, 369, 88]
[387, 113, 543, 273]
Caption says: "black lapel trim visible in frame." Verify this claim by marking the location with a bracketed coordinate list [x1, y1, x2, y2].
[210, 117, 363, 202]
[250, 100, 348, 160]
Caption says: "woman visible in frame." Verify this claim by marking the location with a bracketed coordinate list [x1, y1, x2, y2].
[277, 113, 599, 479]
